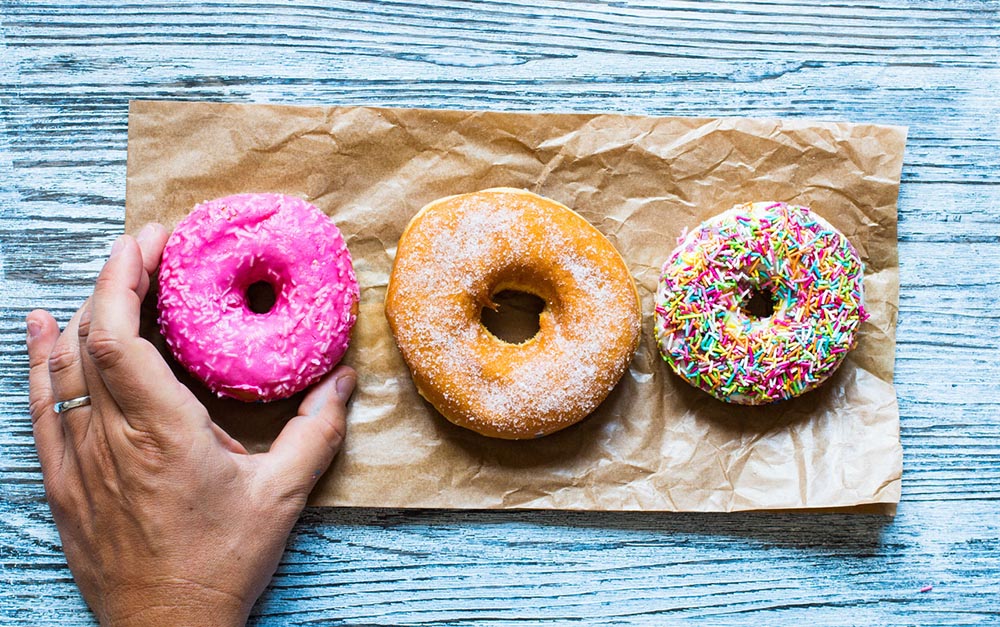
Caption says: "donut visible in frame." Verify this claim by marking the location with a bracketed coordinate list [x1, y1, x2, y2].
[384, 188, 642, 439]
[157, 193, 359, 402]
[654, 201, 868, 405]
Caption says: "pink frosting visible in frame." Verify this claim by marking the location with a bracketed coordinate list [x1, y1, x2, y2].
[157, 193, 359, 401]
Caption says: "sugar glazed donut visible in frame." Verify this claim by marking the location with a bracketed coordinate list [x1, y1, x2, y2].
[385, 188, 642, 439]
[654, 201, 868, 405]
[158, 193, 359, 402]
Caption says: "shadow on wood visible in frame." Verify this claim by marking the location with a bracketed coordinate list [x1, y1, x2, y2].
[296, 507, 892, 554]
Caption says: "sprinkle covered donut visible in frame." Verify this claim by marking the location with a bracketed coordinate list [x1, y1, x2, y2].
[385, 188, 642, 439]
[158, 193, 359, 402]
[654, 201, 868, 405]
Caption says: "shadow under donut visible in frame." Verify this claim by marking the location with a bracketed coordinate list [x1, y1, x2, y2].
[139, 279, 304, 454]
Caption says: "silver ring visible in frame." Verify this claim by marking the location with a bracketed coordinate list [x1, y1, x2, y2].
[53, 395, 91, 414]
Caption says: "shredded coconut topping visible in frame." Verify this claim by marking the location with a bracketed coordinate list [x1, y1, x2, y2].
[158, 193, 359, 401]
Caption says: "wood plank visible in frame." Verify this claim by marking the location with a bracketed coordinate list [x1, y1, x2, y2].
[2, 0, 999, 624]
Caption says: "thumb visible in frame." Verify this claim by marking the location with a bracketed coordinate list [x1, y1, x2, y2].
[261, 366, 355, 497]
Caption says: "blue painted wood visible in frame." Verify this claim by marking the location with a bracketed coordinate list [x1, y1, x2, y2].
[2, 1, 999, 625]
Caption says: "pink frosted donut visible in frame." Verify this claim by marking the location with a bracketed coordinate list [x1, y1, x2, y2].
[157, 193, 359, 401]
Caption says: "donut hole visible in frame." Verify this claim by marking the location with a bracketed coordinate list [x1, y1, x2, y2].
[481, 290, 545, 344]
[741, 286, 777, 319]
[246, 280, 278, 314]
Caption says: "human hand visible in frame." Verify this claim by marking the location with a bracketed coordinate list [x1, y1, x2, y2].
[25, 224, 356, 627]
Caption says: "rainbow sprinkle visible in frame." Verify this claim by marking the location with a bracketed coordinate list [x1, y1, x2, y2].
[654, 201, 869, 405]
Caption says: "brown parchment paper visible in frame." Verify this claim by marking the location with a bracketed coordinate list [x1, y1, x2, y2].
[125, 100, 905, 512]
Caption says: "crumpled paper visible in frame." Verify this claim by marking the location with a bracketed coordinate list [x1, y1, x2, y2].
[126, 100, 905, 512]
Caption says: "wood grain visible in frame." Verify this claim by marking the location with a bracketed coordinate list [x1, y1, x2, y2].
[2, 0, 999, 624]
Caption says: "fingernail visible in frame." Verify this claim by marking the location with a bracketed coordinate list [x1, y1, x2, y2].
[335, 373, 356, 401]
[136, 223, 156, 244]
[26, 317, 41, 340]
[110, 235, 126, 256]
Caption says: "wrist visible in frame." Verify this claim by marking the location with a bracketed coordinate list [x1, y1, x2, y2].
[101, 579, 249, 627]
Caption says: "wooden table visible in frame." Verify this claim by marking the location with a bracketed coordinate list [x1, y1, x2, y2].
[3, 2, 998, 624]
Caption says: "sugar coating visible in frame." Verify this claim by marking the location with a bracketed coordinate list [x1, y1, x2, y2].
[158, 193, 359, 401]
[385, 188, 642, 439]
[654, 201, 868, 405]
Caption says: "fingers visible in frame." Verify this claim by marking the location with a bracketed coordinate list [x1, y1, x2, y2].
[86, 233, 200, 426]
[26, 310, 66, 475]
[134, 223, 168, 301]
[135, 222, 168, 276]
[261, 367, 356, 496]
[47, 305, 97, 443]
[27, 223, 171, 468]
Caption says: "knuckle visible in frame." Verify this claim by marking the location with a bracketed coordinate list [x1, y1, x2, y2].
[27, 342, 51, 369]
[28, 396, 51, 424]
[47, 341, 80, 376]
[121, 423, 170, 461]
[76, 310, 92, 341]
[315, 413, 347, 453]
[85, 330, 125, 370]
